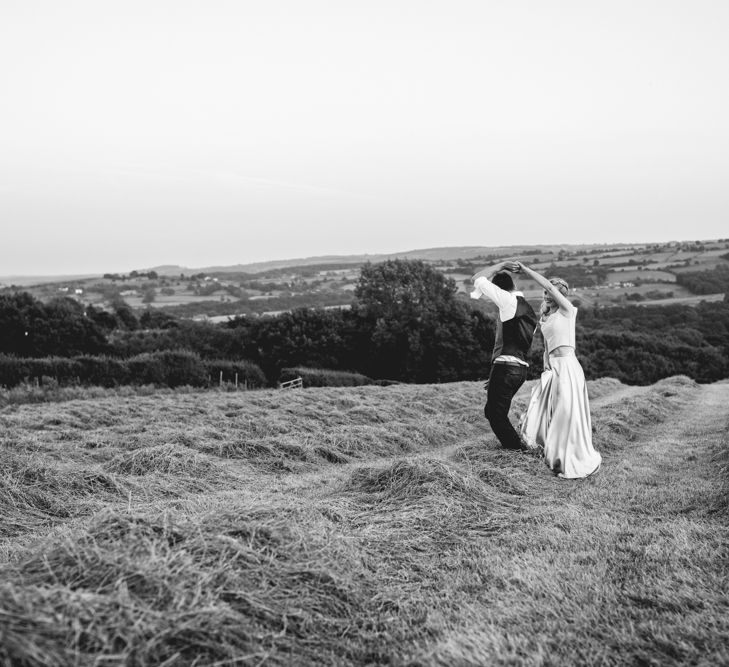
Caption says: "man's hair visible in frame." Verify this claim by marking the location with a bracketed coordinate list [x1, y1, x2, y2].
[492, 271, 515, 291]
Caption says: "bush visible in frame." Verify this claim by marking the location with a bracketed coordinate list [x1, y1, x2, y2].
[205, 360, 267, 388]
[154, 350, 208, 387]
[0, 356, 82, 387]
[0, 353, 266, 390]
[0, 355, 32, 387]
[74, 356, 130, 387]
[126, 353, 167, 385]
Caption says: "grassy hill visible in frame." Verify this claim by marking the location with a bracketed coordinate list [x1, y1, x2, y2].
[1, 376, 727, 665]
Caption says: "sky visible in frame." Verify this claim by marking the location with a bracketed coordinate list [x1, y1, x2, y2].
[2, 0, 728, 275]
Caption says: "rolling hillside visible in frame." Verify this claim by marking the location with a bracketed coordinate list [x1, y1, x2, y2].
[3, 238, 728, 319]
[1, 376, 727, 665]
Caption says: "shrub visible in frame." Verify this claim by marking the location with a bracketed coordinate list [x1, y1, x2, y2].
[74, 355, 129, 387]
[154, 350, 208, 387]
[0, 356, 82, 388]
[0, 352, 265, 390]
[205, 360, 267, 388]
[126, 353, 167, 385]
[0, 355, 32, 387]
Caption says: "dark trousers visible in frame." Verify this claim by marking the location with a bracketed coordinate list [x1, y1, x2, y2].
[484, 362, 527, 450]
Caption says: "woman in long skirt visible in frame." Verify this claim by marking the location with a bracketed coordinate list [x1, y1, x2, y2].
[516, 262, 601, 479]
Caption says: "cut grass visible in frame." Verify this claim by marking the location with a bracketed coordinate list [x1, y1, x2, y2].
[0, 376, 727, 665]
[1, 507, 385, 666]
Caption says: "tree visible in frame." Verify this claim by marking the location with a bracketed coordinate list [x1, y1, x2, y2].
[0, 293, 108, 357]
[110, 297, 139, 330]
[139, 309, 179, 330]
[33, 298, 108, 356]
[86, 304, 120, 333]
[352, 260, 493, 382]
[0, 292, 42, 356]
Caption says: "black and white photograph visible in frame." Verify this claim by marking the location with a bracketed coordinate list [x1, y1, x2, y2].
[1, 1, 728, 664]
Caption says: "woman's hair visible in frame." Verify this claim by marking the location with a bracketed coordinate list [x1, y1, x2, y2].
[548, 277, 569, 295]
[540, 277, 569, 316]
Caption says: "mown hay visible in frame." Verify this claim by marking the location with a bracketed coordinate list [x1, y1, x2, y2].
[1, 508, 387, 666]
[476, 467, 529, 496]
[314, 446, 351, 464]
[198, 436, 311, 473]
[105, 443, 218, 478]
[587, 377, 627, 400]
[318, 420, 446, 459]
[342, 459, 516, 548]
[194, 417, 450, 470]
[0, 480, 71, 537]
[0, 581, 257, 667]
[0, 451, 128, 537]
[347, 459, 482, 501]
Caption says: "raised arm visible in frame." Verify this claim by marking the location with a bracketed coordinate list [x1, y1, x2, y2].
[516, 262, 574, 315]
[471, 260, 520, 282]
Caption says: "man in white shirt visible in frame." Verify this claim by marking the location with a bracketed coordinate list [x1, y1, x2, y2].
[471, 261, 537, 450]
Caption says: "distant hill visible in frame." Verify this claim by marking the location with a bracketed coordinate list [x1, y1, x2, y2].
[0, 241, 697, 284]
[0, 274, 100, 287]
[142, 242, 642, 276]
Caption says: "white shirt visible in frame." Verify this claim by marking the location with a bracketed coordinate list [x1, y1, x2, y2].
[471, 276, 529, 366]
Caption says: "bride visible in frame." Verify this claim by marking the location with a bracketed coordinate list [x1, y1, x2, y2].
[516, 262, 602, 479]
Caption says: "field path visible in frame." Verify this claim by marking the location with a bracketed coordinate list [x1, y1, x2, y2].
[589, 380, 729, 514]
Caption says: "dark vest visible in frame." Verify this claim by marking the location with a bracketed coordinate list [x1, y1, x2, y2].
[492, 295, 537, 362]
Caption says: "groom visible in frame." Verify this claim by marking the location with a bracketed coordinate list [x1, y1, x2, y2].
[471, 261, 537, 450]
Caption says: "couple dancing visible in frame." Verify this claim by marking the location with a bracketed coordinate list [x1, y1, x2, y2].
[471, 260, 601, 479]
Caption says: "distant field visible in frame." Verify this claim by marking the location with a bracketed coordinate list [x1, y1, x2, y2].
[606, 269, 676, 282]
[124, 294, 239, 308]
[3, 239, 728, 316]
[669, 258, 729, 273]
[640, 292, 726, 306]
[1, 376, 727, 665]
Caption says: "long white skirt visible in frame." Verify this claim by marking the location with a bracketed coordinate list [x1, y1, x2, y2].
[520, 353, 602, 479]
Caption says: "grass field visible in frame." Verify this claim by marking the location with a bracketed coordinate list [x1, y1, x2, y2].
[1, 376, 728, 665]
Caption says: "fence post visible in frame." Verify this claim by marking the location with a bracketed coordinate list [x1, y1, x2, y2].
[219, 370, 223, 387]
[235, 373, 238, 389]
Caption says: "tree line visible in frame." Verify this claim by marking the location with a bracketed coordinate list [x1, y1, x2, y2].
[1, 260, 727, 389]
[675, 263, 729, 295]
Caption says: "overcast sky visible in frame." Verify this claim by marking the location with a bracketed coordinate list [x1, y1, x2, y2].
[2, 0, 728, 275]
